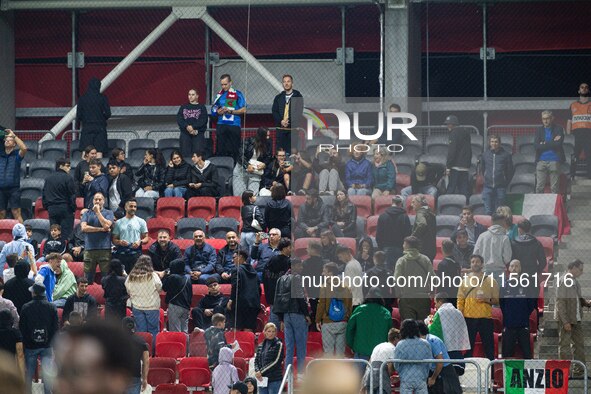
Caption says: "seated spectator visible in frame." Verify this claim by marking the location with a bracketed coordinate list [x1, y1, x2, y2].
[66, 220, 85, 262]
[24, 225, 38, 259]
[250, 229, 281, 281]
[393, 320, 432, 394]
[52, 260, 77, 308]
[400, 162, 439, 203]
[331, 190, 357, 238]
[452, 229, 474, 273]
[101, 259, 128, 321]
[148, 229, 183, 272]
[135, 148, 165, 198]
[244, 377, 258, 394]
[375, 195, 411, 268]
[204, 313, 228, 368]
[107, 160, 134, 219]
[73, 145, 101, 197]
[410, 195, 437, 262]
[451, 205, 486, 246]
[184, 230, 220, 284]
[357, 237, 374, 272]
[345, 149, 372, 196]
[365, 251, 393, 310]
[35, 253, 62, 302]
[191, 277, 228, 330]
[110, 147, 134, 183]
[240, 190, 265, 251]
[535, 110, 564, 194]
[40, 224, 67, 262]
[428, 292, 470, 368]
[313, 147, 343, 196]
[294, 189, 330, 238]
[3, 254, 19, 283]
[263, 184, 291, 239]
[371, 148, 396, 199]
[496, 206, 518, 241]
[291, 149, 313, 195]
[83, 158, 110, 209]
[254, 323, 284, 394]
[62, 277, 98, 326]
[336, 245, 364, 308]
[436, 240, 461, 307]
[162, 258, 192, 333]
[0, 224, 35, 267]
[212, 347, 240, 394]
[474, 213, 512, 280]
[233, 127, 272, 197]
[0, 281, 19, 328]
[3, 259, 34, 313]
[164, 150, 191, 198]
[263, 148, 292, 192]
[186, 150, 220, 198]
[216, 231, 241, 284]
[320, 230, 339, 264]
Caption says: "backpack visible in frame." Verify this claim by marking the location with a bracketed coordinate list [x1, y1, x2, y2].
[328, 298, 345, 322]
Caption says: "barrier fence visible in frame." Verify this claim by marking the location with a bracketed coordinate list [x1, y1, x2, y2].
[277, 363, 294, 394]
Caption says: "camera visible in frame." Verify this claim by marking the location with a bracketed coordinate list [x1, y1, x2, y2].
[259, 232, 270, 240]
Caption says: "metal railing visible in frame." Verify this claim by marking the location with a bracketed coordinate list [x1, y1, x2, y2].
[306, 358, 373, 393]
[277, 363, 294, 394]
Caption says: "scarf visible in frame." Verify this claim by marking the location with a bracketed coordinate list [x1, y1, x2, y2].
[213, 88, 238, 109]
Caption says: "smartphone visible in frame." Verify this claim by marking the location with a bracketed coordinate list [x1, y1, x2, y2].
[260, 233, 270, 240]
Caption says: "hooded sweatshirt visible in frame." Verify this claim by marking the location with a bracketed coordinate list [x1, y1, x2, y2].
[76, 78, 111, 128]
[375, 206, 412, 251]
[394, 248, 435, 297]
[3, 260, 34, 312]
[0, 224, 34, 266]
[162, 259, 192, 310]
[211, 347, 239, 394]
[510, 234, 547, 277]
[473, 225, 512, 272]
[190, 160, 219, 193]
[231, 263, 260, 309]
[53, 260, 77, 301]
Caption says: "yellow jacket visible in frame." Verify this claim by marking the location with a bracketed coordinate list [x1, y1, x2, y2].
[457, 273, 499, 319]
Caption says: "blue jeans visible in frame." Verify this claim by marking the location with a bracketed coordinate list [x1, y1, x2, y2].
[400, 185, 438, 204]
[132, 308, 160, 348]
[348, 187, 371, 196]
[259, 380, 282, 394]
[240, 232, 257, 252]
[53, 298, 67, 308]
[126, 377, 142, 394]
[482, 185, 506, 215]
[25, 347, 52, 394]
[400, 380, 428, 394]
[164, 186, 187, 198]
[284, 313, 308, 373]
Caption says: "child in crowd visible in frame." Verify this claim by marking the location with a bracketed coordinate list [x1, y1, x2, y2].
[212, 347, 240, 394]
[2, 254, 19, 283]
[24, 224, 38, 258]
[204, 313, 228, 369]
[40, 224, 68, 261]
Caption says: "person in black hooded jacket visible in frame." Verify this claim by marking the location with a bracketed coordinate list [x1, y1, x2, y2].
[107, 160, 134, 220]
[331, 190, 357, 238]
[135, 149, 165, 198]
[264, 184, 291, 238]
[3, 260, 34, 313]
[191, 277, 229, 330]
[187, 151, 220, 198]
[510, 219, 547, 298]
[294, 189, 330, 239]
[164, 150, 192, 198]
[76, 77, 111, 157]
[240, 190, 265, 251]
[375, 195, 411, 268]
[162, 258, 193, 333]
[101, 259, 128, 321]
[228, 250, 260, 332]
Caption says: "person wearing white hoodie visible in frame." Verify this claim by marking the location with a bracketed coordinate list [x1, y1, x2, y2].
[473, 213, 512, 282]
[212, 347, 240, 394]
[186, 150, 220, 198]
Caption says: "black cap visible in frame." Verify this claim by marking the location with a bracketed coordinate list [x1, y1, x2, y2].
[228, 382, 248, 394]
[444, 115, 459, 125]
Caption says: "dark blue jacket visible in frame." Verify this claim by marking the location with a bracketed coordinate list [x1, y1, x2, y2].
[534, 124, 565, 163]
[250, 242, 280, 274]
[184, 243, 217, 274]
[84, 173, 110, 209]
[499, 283, 536, 328]
[345, 158, 373, 189]
[216, 245, 240, 275]
[481, 147, 514, 189]
[0, 149, 22, 188]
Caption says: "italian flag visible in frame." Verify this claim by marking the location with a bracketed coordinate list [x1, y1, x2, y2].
[504, 360, 571, 394]
[505, 193, 570, 240]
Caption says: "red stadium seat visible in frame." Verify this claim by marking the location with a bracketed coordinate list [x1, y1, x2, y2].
[374, 195, 393, 216]
[512, 215, 525, 225]
[191, 284, 208, 308]
[233, 357, 247, 379]
[0, 219, 19, 242]
[86, 284, 105, 305]
[294, 237, 317, 259]
[435, 237, 446, 260]
[74, 197, 85, 219]
[349, 195, 372, 217]
[396, 174, 411, 191]
[187, 197, 216, 221]
[537, 236, 554, 269]
[474, 215, 492, 228]
[405, 194, 435, 214]
[219, 284, 232, 296]
[178, 357, 211, 389]
[286, 195, 305, 218]
[172, 239, 193, 254]
[135, 332, 153, 356]
[148, 368, 175, 386]
[147, 217, 176, 240]
[150, 357, 177, 371]
[336, 237, 357, 255]
[154, 384, 189, 394]
[189, 330, 207, 357]
[529, 309, 539, 336]
[156, 197, 186, 222]
[225, 331, 255, 359]
[205, 238, 227, 252]
[156, 332, 188, 358]
[365, 215, 379, 237]
[218, 196, 242, 221]
[67, 261, 84, 278]
[34, 198, 48, 219]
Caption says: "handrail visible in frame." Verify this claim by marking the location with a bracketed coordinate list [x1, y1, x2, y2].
[277, 363, 294, 394]
[60, 129, 140, 140]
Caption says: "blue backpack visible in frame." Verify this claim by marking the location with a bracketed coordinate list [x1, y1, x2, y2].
[328, 298, 345, 322]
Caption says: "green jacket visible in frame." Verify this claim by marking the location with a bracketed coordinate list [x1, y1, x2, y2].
[394, 248, 435, 298]
[53, 260, 77, 301]
[346, 302, 392, 356]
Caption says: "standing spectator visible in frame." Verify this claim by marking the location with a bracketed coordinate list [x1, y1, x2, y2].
[83, 158, 110, 209]
[274, 259, 310, 379]
[345, 149, 372, 196]
[212, 347, 240, 394]
[110, 147, 134, 183]
[0, 223, 35, 267]
[184, 230, 220, 284]
[254, 323, 284, 394]
[19, 283, 58, 394]
[177, 88, 209, 158]
[0, 129, 26, 223]
[535, 110, 565, 193]
[263, 184, 291, 239]
[240, 190, 265, 251]
[556, 259, 591, 378]
[148, 229, 183, 272]
[264, 238, 292, 326]
[203, 313, 228, 368]
[364, 328, 399, 394]
[216, 231, 241, 284]
[315, 262, 352, 357]
[393, 320, 432, 394]
[457, 254, 500, 360]
[3, 254, 19, 283]
[394, 236, 435, 321]
[112, 199, 149, 274]
[371, 148, 396, 199]
[0, 281, 19, 328]
[73, 145, 101, 196]
[0, 309, 25, 380]
[473, 213, 512, 281]
[428, 292, 470, 364]
[451, 205, 486, 246]
[76, 77, 111, 157]
[34, 253, 61, 302]
[445, 115, 472, 198]
[81, 192, 114, 283]
[481, 135, 513, 215]
[500, 260, 536, 359]
[314, 147, 343, 196]
[3, 260, 34, 313]
[191, 277, 228, 330]
[510, 219, 547, 297]
[162, 258, 192, 333]
[250, 230, 282, 281]
[331, 190, 357, 238]
[452, 229, 474, 273]
[51, 260, 77, 308]
[122, 317, 150, 394]
[211, 74, 247, 162]
[376, 195, 411, 268]
[62, 277, 98, 325]
[233, 127, 272, 197]
[496, 206, 518, 241]
[365, 251, 394, 309]
[272, 74, 303, 154]
[302, 241, 324, 321]
[263, 148, 292, 192]
[357, 237, 375, 272]
[400, 162, 440, 203]
[125, 255, 163, 345]
[410, 195, 436, 262]
[164, 150, 191, 198]
[135, 149, 165, 198]
[437, 240, 461, 307]
[187, 150, 220, 198]
[228, 250, 260, 332]
[294, 189, 330, 238]
[346, 288, 392, 363]
[567, 82, 591, 179]
[336, 245, 365, 308]
[101, 259, 128, 321]
[42, 158, 77, 240]
[107, 159, 134, 219]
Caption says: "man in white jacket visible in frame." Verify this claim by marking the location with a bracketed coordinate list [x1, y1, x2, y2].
[473, 213, 512, 283]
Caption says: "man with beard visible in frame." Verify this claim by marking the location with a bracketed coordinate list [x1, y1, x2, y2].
[211, 74, 247, 162]
[215, 231, 241, 283]
[272, 74, 303, 154]
[148, 229, 182, 272]
[112, 199, 149, 274]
